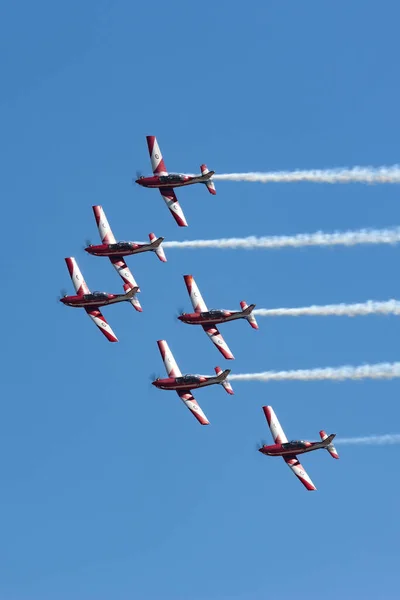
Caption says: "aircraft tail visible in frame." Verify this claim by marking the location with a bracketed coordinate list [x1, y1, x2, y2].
[319, 430, 339, 459]
[240, 301, 259, 329]
[214, 366, 234, 395]
[201, 164, 216, 195]
[149, 233, 167, 262]
[123, 284, 140, 300]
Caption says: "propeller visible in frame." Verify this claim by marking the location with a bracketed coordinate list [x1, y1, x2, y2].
[256, 440, 268, 451]
[136, 170, 143, 180]
[149, 372, 160, 382]
[174, 307, 186, 321]
[57, 288, 68, 302]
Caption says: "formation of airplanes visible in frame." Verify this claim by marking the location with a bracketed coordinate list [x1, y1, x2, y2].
[59, 134, 340, 491]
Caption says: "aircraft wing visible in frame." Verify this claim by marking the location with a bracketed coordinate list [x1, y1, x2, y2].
[93, 205, 117, 243]
[157, 340, 182, 377]
[262, 406, 288, 444]
[202, 325, 234, 360]
[284, 456, 317, 491]
[146, 135, 168, 175]
[177, 390, 210, 425]
[183, 275, 208, 313]
[65, 257, 90, 296]
[109, 256, 142, 312]
[85, 307, 119, 342]
[159, 188, 188, 227]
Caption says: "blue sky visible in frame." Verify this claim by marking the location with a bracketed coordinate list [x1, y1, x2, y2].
[1, 1, 400, 598]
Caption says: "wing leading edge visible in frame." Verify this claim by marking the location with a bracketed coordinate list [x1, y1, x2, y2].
[284, 456, 317, 491]
[177, 390, 210, 425]
[85, 308, 119, 343]
[159, 188, 188, 227]
[202, 324, 234, 360]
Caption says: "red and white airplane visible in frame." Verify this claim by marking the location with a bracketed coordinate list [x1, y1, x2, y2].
[135, 135, 216, 227]
[258, 406, 339, 491]
[177, 275, 258, 360]
[152, 340, 234, 425]
[60, 257, 138, 342]
[85, 205, 167, 313]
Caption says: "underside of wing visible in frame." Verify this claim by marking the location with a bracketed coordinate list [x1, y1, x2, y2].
[109, 256, 142, 312]
[177, 390, 210, 425]
[284, 456, 317, 491]
[202, 325, 234, 360]
[183, 275, 208, 313]
[85, 307, 119, 342]
[157, 340, 182, 377]
[159, 188, 188, 227]
[146, 135, 168, 175]
[262, 406, 288, 444]
[65, 257, 90, 296]
[92, 205, 116, 244]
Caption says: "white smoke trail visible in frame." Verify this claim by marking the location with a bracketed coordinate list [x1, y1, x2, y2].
[162, 227, 400, 250]
[229, 362, 400, 382]
[336, 434, 400, 445]
[253, 300, 400, 318]
[212, 165, 400, 184]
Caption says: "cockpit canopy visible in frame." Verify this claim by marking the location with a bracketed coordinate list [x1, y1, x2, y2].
[200, 309, 225, 318]
[84, 291, 109, 300]
[282, 440, 307, 449]
[176, 375, 199, 384]
[159, 174, 185, 182]
[109, 241, 134, 250]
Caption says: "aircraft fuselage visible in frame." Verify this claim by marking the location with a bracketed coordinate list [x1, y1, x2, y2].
[136, 171, 214, 190]
[85, 242, 152, 257]
[178, 310, 244, 326]
[259, 439, 332, 457]
[60, 292, 127, 308]
[152, 374, 219, 391]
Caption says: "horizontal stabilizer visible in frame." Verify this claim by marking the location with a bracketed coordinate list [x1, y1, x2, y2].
[124, 285, 140, 299]
[123, 283, 142, 311]
[240, 301, 259, 329]
[215, 366, 234, 395]
[149, 232, 167, 262]
[201, 164, 216, 195]
[320, 430, 339, 459]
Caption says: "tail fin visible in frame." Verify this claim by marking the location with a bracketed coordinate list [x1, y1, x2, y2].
[201, 164, 216, 195]
[123, 283, 142, 311]
[123, 285, 140, 299]
[149, 233, 167, 262]
[214, 366, 234, 395]
[319, 430, 339, 459]
[240, 301, 259, 330]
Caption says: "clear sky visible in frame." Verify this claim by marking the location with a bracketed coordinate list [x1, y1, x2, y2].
[1, 1, 400, 598]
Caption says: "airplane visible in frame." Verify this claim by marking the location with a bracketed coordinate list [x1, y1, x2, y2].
[85, 206, 166, 313]
[59, 257, 138, 342]
[177, 275, 258, 360]
[152, 339, 234, 425]
[258, 405, 339, 491]
[135, 135, 216, 227]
